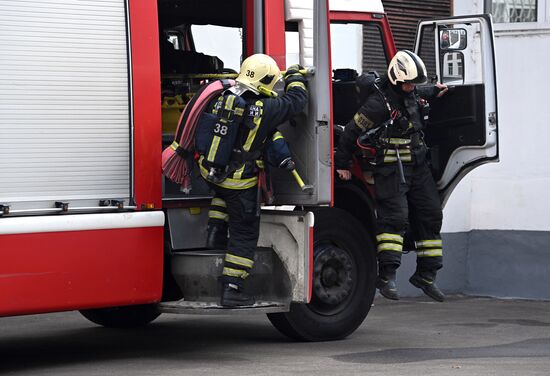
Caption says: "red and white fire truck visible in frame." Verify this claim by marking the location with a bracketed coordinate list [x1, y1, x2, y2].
[0, 0, 498, 341]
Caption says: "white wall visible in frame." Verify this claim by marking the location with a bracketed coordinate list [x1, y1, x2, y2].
[443, 1, 550, 232]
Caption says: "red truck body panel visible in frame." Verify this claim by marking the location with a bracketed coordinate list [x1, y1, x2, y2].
[0, 227, 163, 317]
[0, 0, 164, 317]
[130, 0, 163, 210]
[0, 1, 396, 317]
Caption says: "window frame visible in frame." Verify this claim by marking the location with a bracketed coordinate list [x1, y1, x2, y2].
[484, 0, 550, 32]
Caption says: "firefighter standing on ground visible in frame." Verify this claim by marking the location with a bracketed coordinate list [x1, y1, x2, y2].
[197, 54, 308, 307]
[334, 50, 448, 302]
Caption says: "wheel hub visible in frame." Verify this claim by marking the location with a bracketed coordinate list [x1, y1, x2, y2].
[321, 266, 338, 286]
[312, 243, 356, 314]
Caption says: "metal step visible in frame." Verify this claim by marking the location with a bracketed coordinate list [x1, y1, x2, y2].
[158, 299, 290, 315]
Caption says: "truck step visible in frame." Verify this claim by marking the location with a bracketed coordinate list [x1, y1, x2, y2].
[158, 299, 290, 315]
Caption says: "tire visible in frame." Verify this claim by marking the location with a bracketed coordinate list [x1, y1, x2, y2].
[268, 207, 376, 341]
[80, 304, 161, 328]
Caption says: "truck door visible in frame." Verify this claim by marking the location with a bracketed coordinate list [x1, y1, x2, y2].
[414, 15, 498, 205]
[268, 0, 332, 206]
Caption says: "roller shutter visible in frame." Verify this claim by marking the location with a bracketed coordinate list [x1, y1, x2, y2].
[0, 0, 131, 214]
[383, 0, 451, 50]
[362, 23, 390, 74]
[382, 0, 451, 77]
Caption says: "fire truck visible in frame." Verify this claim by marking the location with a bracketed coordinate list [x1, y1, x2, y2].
[0, 0, 498, 341]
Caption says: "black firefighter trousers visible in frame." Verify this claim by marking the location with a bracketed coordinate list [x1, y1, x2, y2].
[210, 184, 260, 288]
[374, 161, 443, 279]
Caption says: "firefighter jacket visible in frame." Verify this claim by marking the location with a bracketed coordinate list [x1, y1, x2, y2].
[199, 77, 308, 190]
[334, 75, 438, 170]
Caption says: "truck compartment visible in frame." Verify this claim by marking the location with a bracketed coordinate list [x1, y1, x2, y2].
[170, 248, 291, 305]
[158, 0, 332, 206]
[158, 0, 248, 200]
[0, 0, 133, 215]
[163, 209, 314, 308]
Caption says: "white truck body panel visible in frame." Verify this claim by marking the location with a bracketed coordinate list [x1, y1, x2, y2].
[329, 0, 384, 13]
[285, 0, 385, 66]
[0, 211, 164, 235]
[258, 211, 314, 303]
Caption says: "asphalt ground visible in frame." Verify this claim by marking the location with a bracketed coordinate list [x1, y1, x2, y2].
[0, 296, 549, 375]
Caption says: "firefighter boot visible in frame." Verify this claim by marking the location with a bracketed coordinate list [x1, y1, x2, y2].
[375, 272, 399, 301]
[220, 283, 255, 307]
[409, 272, 445, 302]
[206, 222, 228, 250]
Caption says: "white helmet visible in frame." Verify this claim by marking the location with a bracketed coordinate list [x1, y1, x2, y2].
[236, 54, 282, 97]
[387, 50, 428, 86]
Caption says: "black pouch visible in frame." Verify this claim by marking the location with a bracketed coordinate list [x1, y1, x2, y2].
[239, 188, 259, 222]
[195, 112, 218, 155]
[373, 166, 399, 201]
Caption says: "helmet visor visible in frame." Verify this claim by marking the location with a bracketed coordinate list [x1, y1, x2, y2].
[406, 73, 428, 84]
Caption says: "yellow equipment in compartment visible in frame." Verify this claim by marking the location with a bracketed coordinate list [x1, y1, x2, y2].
[161, 95, 185, 133]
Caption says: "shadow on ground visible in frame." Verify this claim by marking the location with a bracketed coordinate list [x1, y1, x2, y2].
[333, 338, 550, 364]
[0, 317, 286, 373]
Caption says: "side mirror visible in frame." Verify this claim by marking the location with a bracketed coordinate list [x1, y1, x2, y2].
[439, 28, 467, 51]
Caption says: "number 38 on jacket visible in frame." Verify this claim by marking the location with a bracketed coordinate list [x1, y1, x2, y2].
[195, 92, 248, 183]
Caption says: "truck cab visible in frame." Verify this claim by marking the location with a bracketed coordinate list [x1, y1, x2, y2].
[155, 0, 499, 340]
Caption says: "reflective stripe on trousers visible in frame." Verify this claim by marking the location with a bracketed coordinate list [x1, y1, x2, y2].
[209, 197, 229, 222]
[415, 239, 443, 257]
[376, 232, 404, 253]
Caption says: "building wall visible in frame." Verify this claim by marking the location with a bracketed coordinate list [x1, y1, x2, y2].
[288, 0, 550, 299]
[382, 0, 452, 50]
[420, 1, 550, 299]
[445, 1, 550, 233]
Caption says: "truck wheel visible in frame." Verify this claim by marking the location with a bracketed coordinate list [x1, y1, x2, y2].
[267, 207, 376, 341]
[80, 304, 160, 328]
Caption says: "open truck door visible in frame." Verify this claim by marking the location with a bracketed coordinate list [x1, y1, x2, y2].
[414, 15, 499, 205]
[268, 0, 333, 206]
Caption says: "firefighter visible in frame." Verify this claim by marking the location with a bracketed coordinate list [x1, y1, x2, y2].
[334, 50, 448, 302]
[199, 54, 308, 307]
[205, 130, 294, 249]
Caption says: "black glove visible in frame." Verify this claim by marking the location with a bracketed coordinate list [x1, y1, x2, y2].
[284, 64, 307, 88]
[284, 64, 304, 77]
[278, 157, 296, 171]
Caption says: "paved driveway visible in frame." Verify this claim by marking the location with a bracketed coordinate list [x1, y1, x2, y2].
[0, 296, 549, 375]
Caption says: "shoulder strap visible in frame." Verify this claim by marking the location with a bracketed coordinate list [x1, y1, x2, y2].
[213, 92, 246, 124]
[372, 79, 393, 116]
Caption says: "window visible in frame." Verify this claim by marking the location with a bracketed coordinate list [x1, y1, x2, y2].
[362, 23, 389, 74]
[417, 22, 483, 85]
[418, 24, 437, 81]
[330, 22, 388, 76]
[329, 21, 389, 126]
[442, 52, 465, 85]
[486, 0, 538, 23]
[191, 25, 243, 72]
